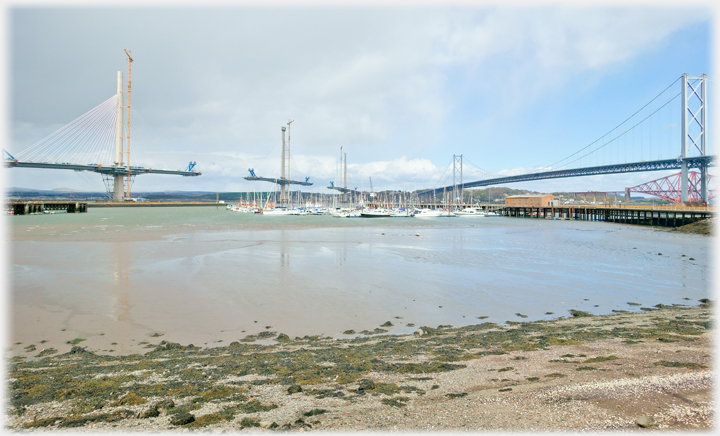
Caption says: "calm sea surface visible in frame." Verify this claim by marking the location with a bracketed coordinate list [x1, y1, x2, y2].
[7, 207, 715, 354]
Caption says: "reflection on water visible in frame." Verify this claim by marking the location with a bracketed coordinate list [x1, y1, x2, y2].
[8, 207, 714, 348]
[112, 242, 131, 322]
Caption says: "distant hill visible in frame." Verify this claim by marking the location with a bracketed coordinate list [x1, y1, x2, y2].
[51, 187, 85, 192]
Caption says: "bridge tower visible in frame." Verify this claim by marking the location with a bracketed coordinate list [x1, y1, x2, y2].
[113, 71, 124, 201]
[280, 126, 288, 204]
[453, 154, 463, 205]
[681, 73, 709, 204]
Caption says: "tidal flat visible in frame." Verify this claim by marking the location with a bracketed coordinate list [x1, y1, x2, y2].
[6, 210, 714, 430]
[7, 303, 713, 431]
[8, 209, 713, 357]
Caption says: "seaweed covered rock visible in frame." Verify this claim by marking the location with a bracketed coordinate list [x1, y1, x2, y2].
[169, 411, 195, 426]
[357, 378, 376, 393]
[156, 399, 175, 410]
[138, 404, 160, 419]
[66, 345, 92, 355]
[287, 385, 303, 394]
[569, 309, 592, 318]
[154, 341, 185, 352]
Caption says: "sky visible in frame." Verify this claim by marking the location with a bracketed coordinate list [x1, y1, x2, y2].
[1, 0, 716, 195]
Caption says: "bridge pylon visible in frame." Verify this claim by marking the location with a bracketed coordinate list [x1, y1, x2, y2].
[113, 71, 124, 201]
[681, 73, 709, 204]
[453, 154, 463, 205]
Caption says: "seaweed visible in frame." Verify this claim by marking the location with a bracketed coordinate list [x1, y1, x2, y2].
[654, 361, 707, 370]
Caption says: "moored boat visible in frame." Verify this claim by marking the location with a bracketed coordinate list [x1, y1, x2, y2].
[414, 208, 449, 218]
[454, 207, 486, 217]
[360, 208, 391, 218]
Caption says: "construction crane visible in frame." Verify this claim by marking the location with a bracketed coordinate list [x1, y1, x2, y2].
[123, 49, 133, 199]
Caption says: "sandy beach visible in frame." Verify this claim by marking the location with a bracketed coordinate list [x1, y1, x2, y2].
[6, 303, 713, 431]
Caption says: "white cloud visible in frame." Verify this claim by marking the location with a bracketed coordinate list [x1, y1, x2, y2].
[8, 6, 711, 192]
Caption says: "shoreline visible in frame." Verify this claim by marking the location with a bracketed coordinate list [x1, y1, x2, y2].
[6, 303, 714, 431]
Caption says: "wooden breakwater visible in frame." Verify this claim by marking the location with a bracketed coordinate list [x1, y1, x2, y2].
[8, 200, 87, 215]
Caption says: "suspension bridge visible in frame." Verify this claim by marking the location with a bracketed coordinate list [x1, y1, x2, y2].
[4, 51, 201, 201]
[421, 73, 715, 205]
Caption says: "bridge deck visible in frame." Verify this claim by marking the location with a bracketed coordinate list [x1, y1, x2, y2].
[421, 156, 715, 195]
[5, 160, 201, 177]
[243, 176, 313, 186]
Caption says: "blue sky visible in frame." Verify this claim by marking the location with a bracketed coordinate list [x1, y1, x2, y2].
[3, 2, 716, 194]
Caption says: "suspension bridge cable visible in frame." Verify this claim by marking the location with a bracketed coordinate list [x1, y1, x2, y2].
[545, 76, 682, 169]
[462, 157, 500, 179]
[562, 91, 681, 168]
[429, 157, 454, 190]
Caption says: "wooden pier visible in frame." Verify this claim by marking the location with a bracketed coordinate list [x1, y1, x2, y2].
[500, 204, 713, 228]
[8, 200, 88, 215]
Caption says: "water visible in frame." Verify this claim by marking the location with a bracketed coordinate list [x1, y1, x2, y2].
[7, 207, 714, 355]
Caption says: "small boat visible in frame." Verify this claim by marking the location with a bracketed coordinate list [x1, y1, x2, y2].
[454, 207, 486, 217]
[262, 208, 293, 215]
[333, 208, 362, 218]
[413, 208, 444, 218]
[360, 208, 391, 218]
[485, 211, 499, 217]
[390, 208, 415, 218]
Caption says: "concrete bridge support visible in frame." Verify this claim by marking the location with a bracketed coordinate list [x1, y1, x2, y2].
[113, 71, 125, 201]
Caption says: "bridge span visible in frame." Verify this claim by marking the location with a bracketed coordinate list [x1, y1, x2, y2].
[423, 73, 713, 205]
[419, 156, 715, 196]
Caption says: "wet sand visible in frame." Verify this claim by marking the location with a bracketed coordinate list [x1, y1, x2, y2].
[6, 305, 713, 431]
[7, 209, 713, 358]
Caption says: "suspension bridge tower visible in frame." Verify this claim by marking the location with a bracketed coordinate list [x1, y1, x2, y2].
[453, 154, 463, 205]
[681, 73, 710, 204]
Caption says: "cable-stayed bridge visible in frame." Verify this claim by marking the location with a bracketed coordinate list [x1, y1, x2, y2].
[5, 52, 201, 201]
[422, 73, 714, 204]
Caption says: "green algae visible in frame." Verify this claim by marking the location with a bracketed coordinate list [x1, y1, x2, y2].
[304, 408, 328, 417]
[583, 355, 618, 363]
[654, 361, 707, 370]
[8, 305, 712, 430]
[381, 397, 410, 407]
[113, 392, 147, 406]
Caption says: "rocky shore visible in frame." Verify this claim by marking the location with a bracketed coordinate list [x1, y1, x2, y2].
[6, 302, 714, 431]
[672, 217, 714, 236]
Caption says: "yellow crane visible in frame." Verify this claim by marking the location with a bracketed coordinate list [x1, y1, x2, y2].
[123, 49, 133, 199]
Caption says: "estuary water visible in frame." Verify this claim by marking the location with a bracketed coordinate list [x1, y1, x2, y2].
[6, 207, 715, 356]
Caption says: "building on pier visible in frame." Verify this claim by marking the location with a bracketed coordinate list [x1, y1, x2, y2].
[505, 194, 559, 207]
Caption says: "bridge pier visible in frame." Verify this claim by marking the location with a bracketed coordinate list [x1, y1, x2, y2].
[113, 175, 124, 201]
